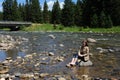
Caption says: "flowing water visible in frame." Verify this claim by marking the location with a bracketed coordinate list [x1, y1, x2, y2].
[0, 32, 120, 79]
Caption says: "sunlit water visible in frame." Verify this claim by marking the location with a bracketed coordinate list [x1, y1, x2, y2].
[0, 32, 120, 78]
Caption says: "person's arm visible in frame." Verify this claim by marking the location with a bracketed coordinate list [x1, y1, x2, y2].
[84, 46, 89, 56]
[84, 46, 90, 61]
[78, 49, 84, 57]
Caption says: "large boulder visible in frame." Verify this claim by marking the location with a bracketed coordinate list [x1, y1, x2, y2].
[79, 60, 93, 67]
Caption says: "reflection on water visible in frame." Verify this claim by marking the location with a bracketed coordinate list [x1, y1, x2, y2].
[0, 49, 26, 61]
[71, 66, 90, 76]
[0, 50, 7, 61]
[17, 52, 26, 58]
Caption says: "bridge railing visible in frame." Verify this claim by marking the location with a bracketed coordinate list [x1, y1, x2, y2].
[0, 21, 32, 30]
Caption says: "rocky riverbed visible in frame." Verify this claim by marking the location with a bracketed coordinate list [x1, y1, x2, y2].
[0, 32, 120, 80]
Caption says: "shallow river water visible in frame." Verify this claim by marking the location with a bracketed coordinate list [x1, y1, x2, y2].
[0, 32, 120, 79]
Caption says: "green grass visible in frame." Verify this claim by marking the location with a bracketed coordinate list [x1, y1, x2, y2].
[22, 23, 120, 33]
[82, 27, 120, 33]
[0, 28, 10, 31]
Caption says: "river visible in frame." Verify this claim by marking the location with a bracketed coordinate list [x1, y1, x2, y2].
[0, 32, 120, 79]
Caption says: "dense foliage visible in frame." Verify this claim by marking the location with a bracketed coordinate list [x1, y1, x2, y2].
[51, 0, 61, 24]
[1, 0, 120, 28]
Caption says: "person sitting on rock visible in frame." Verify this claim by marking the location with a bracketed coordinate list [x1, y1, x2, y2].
[66, 40, 90, 67]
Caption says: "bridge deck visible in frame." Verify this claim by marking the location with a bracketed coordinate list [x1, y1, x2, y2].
[0, 21, 32, 30]
[0, 21, 32, 27]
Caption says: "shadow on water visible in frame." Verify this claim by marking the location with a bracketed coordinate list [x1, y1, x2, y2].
[0, 32, 120, 79]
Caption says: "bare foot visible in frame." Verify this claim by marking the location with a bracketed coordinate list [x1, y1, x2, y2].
[66, 63, 76, 67]
[66, 64, 71, 67]
[70, 63, 76, 66]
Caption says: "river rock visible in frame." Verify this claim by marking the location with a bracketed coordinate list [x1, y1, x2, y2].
[87, 38, 96, 43]
[0, 78, 5, 80]
[40, 73, 49, 78]
[108, 49, 115, 53]
[0, 34, 28, 50]
[6, 57, 12, 61]
[56, 56, 64, 62]
[79, 60, 93, 67]
[48, 34, 56, 39]
[0, 64, 9, 74]
[59, 44, 64, 47]
[49, 52, 55, 56]
[96, 47, 109, 53]
[15, 72, 22, 77]
[81, 75, 91, 80]
[57, 77, 66, 80]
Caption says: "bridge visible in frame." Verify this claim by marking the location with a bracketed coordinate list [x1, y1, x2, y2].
[0, 21, 32, 31]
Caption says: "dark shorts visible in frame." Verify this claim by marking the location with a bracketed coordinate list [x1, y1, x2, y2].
[78, 56, 84, 61]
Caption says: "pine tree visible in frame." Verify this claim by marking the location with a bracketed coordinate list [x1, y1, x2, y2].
[91, 14, 98, 28]
[61, 0, 75, 27]
[82, 0, 93, 27]
[2, 0, 13, 20]
[75, 0, 82, 27]
[99, 11, 107, 28]
[43, 0, 49, 23]
[18, 3, 25, 21]
[110, 0, 120, 26]
[0, 12, 3, 20]
[105, 15, 113, 28]
[11, 0, 21, 21]
[25, 0, 31, 21]
[30, 0, 42, 23]
[51, 0, 61, 24]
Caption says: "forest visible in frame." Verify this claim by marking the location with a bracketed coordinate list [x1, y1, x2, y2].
[0, 0, 120, 28]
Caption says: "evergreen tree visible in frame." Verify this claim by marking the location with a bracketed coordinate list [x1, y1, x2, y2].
[110, 0, 120, 26]
[91, 14, 98, 28]
[2, 0, 13, 20]
[18, 3, 25, 21]
[0, 12, 3, 20]
[99, 11, 107, 28]
[75, 0, 82, 26]
[51, 0, 61, 24]
[25, 0, 31, 21]
[82, 0, 93, 27]
[61, 0, 75, 26]
[105, 15, 113, 28]
[31, 0, 42, 23]
[11, 0, 21, 21]
[43, 0, 49, 23]
[81, 0, 116, 27]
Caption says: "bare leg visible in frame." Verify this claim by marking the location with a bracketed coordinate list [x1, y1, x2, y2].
[70, 57, 78, 65]
[66, 57, 78, 67]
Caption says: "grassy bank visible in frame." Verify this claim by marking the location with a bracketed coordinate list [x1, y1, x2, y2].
[22, 23, 120, 33]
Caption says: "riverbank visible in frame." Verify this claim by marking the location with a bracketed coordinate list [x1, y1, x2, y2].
[22, 23, 120, 33]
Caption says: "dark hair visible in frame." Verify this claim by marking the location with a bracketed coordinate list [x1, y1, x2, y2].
[81, 40, 88, 50]
[82, 40, 88, 46]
